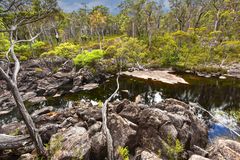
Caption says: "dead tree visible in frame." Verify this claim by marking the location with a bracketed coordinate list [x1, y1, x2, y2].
[0, 31, 47, 156]
[0, 0, 57, 157]
[102, 72, 120, 160]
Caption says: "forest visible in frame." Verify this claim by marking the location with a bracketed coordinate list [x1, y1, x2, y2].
[0, 0, 240, 160]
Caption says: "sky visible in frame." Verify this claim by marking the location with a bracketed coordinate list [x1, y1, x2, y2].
[58, 0, 169, 14]
[58, 0, 122, 14]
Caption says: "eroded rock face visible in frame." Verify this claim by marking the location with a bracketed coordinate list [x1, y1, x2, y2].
[136, 99, 208, 159]
[49, 127, 91, 160]
[108, 113, 137, 150]
[207, 139, 240, 160]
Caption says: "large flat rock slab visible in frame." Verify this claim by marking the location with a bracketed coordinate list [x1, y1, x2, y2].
[121, 70, 188, 84]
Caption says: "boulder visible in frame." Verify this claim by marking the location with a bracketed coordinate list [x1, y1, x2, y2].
[188, 155, 210, 160]
[135, 149, 162, 160]
[50, 127, 91, 160]
[108, 113, 137, 151]
[90, 132, 107, 160]
[207, 139, 240, 160]
[137, 99, 208, 158]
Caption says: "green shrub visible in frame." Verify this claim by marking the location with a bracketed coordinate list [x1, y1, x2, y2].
[118, 146, 129, 160]
[15, 44, 31, 59]
[41, 42, 80, 58]
[105, 37, 147, 67]
[19, 56, 28, 61]
[32, 41, 48, 56]
[73, 49, 106, 66]
[165, 136, 184, 160]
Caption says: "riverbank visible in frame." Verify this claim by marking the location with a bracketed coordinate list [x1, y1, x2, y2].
[1, 98, 240, 160]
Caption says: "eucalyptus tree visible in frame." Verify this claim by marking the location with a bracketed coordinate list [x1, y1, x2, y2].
[89, 8, 107, 49]
[0, 0, 57, 157]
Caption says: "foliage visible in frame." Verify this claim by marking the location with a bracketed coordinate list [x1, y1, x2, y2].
[73, 49, 106, 66]
[32, 41, 48, 56]
[105, 37, 147, 67]
[41, 42, 80, 58]
[50, 134, 64, 156]
[118, 146, 129, 160]
[165, 136, 184, 160]
[229, 110, 240, 122]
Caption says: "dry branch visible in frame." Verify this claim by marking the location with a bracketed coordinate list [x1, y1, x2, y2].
[102, 72, 120, 160]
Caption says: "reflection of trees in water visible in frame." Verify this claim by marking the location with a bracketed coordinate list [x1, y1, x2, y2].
[170, 83, 240, 111]
[116, 76, 240, 111]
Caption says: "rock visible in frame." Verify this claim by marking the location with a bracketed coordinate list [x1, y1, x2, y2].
[138, 99, 208, 158]
[80, 83, 99, 91]
[135, 94, 144, 104]
[90, 132, 107, 160]
[108, 113, 137, 151]
[70, 86, 81, 93]
[73, 75, 84, 86]
[31, 106, 54, 118]
[121, 70, 188, 84]
[88, 121, 102, 137]
[0, 121, 25, 135]
[18, 153, 35, 160]
[22, 92, 37, 101]
[135, 149, 162, 160]
[0, 108, 13, 116]
[28, 96, 47, 104]
[77, 107, 102, 122]
[50, 127, 91, 160]
[90, 100, 98, 106]
[118, 103, 141, 123]
[188, 155, 210, 160]
[192, 145, 209, 157]
[207, 139, 240, 160]
[219, 76, 227, 79]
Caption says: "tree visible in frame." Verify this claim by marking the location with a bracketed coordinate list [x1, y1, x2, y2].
[89, 9, 107, 49]
[0, 0, 57, 157]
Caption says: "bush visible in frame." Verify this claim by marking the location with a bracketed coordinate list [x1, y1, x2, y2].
[118, 146, 129, 160]
[41, 42, 80, 58]
[73, 49, 106, 66]
[105, 37, 147, 67]
[15, 44, 31, 60]
[32, 41, 48, 56]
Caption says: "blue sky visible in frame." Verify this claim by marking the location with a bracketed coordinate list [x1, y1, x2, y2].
[58, 0, 122, 14]
[58, 0, 169, 14]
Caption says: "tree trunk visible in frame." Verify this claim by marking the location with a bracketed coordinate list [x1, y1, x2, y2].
[10, 82, 47, 157]
[132, 22, 135, 37]
[214, 10, 220, 31]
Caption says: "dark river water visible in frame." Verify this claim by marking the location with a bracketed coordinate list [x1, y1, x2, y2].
[1, 73, 240, 140]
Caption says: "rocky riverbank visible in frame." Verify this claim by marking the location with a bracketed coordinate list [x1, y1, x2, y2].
[1, 98, 239, 160]
[0, 58, 110, 118]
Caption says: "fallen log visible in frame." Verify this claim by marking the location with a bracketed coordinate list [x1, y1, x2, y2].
[0, 134, 32, 150]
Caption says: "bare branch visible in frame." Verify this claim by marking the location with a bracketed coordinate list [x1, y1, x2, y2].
[14, 32, 41, 44]
[102, 71, 121, 160]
